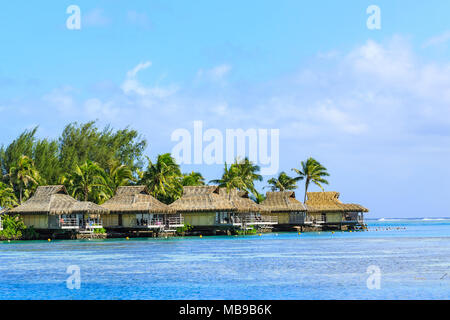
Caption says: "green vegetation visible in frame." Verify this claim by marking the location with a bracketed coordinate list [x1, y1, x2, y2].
[93, 227, 107, 234]
[292, 157, 330, 202]
[236, 225, 258, 235]
[210, 157, 262, 197]
[176, 223, 194, 234]
[0, 214, 38, 240]
[0, 121, 331, 208]
[267, 172, 301, 192]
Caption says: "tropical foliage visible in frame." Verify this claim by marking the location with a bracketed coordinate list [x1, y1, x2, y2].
[63, 161, 109, 203]
[292, 157, 330, 202]
[210, 157, 262, 195]
[138, 153, 183, 204]
[266, 172, 300, 192]
[0, 182, 18, 208]
[0, 214, 38, 240]
[0, 121, 146, 185]
[4, 155, 41, 204]
[181, 171, 205, 186]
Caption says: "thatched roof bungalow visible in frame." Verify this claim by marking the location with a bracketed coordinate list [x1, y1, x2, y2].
[218, 188, 265, 213]
[260, 191, 307, 225]
[101, 186, 181, 229]
[169, 186, 237, 227]
[219, 188, 278, 226]
[8, 185, 108, 230]
[305, 191, 368, 225]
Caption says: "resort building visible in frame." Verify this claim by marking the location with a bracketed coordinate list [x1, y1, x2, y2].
[169, 186, 238, 232]
[260, 191, 308, 230]
[8, 185, 108, 233]
[218, 188, 278, 229]
[305, 192, 369, 230]
[100, 186, 183, 232]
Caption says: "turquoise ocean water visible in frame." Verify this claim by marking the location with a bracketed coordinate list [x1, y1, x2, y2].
[0, 219, 449, 300]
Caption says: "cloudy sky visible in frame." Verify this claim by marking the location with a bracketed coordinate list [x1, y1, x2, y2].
[1, 1, 450, 218]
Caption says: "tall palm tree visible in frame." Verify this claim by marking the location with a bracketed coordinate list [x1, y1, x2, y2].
[5, 155, 41, 204]
[139, 153, 182, 203]
[210, 162, 247, 192]
[105, 160, 134, 195]
[181, 171, 205, 186]
[0, 182, 18, 208]
[65, 160, 109, 203]
[266, 172, 300, 191]
[210, 157, 262, 195]
[292, 157, 330, 202]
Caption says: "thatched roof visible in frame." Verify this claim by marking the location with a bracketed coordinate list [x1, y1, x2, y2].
[8, 185, 108, 215]
[305, 192, 369, 213]
[169, 186, 235, 213]
[101, 186, 173, 214]
[260, 191, 306, 212]
[218, 188, 268, 213]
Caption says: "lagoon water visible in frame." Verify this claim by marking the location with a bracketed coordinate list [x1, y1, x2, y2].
[0, 219, 449, 300]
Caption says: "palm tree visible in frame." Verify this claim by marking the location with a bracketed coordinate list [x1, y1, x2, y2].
[65, 160, 109, 203]
[210, 162, 247, 192]
[139, 153, 182, 203]
[210, 157, 262, 195]
[266, 172, 300, 191]
[5, 155, 41, 204]
[105, 160, 134, 195]
[0, 182, 18, 208]
[249, 191, 266, 204]
[292, 157, 330, 202]
[181, 171, 205, 186]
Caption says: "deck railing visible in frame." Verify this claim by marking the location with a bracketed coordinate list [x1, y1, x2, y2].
[343, 213, 364, 223]
[167, 216, 184, 227]
[59, 218, 80, 229]
[83, 219, 103, 229]
[243, 215, 278, 225]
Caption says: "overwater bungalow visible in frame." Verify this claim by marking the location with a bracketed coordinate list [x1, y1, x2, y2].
[260, 191, 308, 230]
[169, 186, 238, 232]
[218, 188, 278, 229]
[305, 192, 369, 230]
[100, 186, 183, 231]
[8, 185, 108, 233]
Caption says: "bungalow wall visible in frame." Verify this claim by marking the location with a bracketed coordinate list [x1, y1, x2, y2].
[269, 212, 290, 224]
[326, 212, 344, 223]
[183, 212, 216, 226]
[21, 214, 49, 229]
[122, 214, 137, 227]
[102, 214, 119, 227]
[308, 212, 343, 223]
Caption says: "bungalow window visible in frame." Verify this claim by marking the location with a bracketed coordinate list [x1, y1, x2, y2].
[215, 212, 231, 224]
[136, 213, 163, 227]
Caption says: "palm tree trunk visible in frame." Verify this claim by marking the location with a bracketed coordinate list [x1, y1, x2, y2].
[304, 179, 310, 203]
[19, 187, 23, 204]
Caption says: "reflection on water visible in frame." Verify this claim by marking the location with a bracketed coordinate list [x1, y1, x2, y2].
[0, 219, 449, 300]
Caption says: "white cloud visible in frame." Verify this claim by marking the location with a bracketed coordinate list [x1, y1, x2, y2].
[423, 30, 450, 48]
[121, 61, 178, 99]
[197, 64, 231, 81]
[42, 86, 77, 115]
[84, 98, 120, 120]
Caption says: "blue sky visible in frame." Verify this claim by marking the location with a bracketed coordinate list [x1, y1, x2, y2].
[1, 1, 450, 218]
